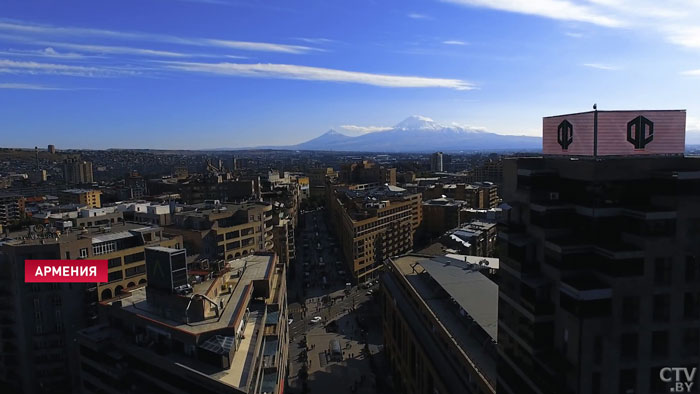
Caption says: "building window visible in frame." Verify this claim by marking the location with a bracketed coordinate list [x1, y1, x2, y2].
[653, 294, 670, 322]
[621, 333, 638, 359]
[619, 369, 636, 394]
[108, 271, 123, 283]
[686, 256, 699, 283]
[108, 257, 122, 268]
[125, 265, 146, 278]
[622, 297, 639, 323]
[654, 258, 672, 285]
[684, 292, 700, 319]
[682, 328, 700, 357]
[651, 331, 669, 358]
[124, 251, 145, 265]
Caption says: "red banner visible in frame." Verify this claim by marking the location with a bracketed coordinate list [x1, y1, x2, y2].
[25, 260, 108, 283]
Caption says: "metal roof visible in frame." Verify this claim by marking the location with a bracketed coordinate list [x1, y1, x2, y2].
[419, 256, 499, 341]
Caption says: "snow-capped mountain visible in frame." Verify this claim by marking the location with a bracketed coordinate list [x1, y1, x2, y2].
[294, 129, 351, 150]
[286, 116, 541, 152]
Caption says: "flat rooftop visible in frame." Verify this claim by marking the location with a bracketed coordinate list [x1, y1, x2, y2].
[61, 188, 100, 194]
[110, 254, 274, 336]
[390, 254, 498, 389]
[2, 222, 159, 247]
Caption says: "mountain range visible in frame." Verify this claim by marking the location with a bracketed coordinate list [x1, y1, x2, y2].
[260, 116, 542, 152]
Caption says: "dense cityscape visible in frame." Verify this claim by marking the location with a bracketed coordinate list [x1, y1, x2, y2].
[2, 108, 700, 394]
[3, 1, 700, 394]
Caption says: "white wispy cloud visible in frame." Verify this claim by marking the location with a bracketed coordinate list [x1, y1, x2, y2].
[583, 63, 620, 70]
[407, 13, 433, 20]
[681, 69, 700, 76]
[565, 32, 584, 38]
[442, 40, 468, 46]
[294, 37, 335, 44]
[442, 0, 623, 27]
[0, 47, 87, 59]
[0, 59, 139, 77]
[41, 41, 190, 58]
[0, 19, 318, 54]
[164, 61, 475, 90]
[0, 82, 66, 90]
[339, 125, 393, 134]
[442, 0, 700, 52]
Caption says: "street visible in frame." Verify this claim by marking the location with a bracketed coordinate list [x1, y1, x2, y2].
[286, 208, 388, 394]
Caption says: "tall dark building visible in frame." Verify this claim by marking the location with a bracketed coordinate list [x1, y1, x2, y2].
[497, 109, 700, 394]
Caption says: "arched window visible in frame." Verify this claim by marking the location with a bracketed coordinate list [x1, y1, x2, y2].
[101, 288, 112, 300]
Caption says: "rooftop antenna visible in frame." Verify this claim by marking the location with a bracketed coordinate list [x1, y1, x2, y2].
[35, 146, 39, 170]
[593, 103, 598, 159]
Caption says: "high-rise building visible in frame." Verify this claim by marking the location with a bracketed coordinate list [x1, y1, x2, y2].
[497, 109, 700, 394]
[62, 158, 94, 185]
[382, 254, 498, 394]
[328, 184, 422, 282]
[430, 151, 444, 172]
[47, 144, 56, 154]
[77, 253, 288, 394]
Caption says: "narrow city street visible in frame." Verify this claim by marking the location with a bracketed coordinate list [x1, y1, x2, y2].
[286, 208, 389, 394]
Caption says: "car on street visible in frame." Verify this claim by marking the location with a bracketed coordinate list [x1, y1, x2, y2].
[366, 290, 373, 296]
[311, 316, 323, 323]
[288, 318, 294, 325]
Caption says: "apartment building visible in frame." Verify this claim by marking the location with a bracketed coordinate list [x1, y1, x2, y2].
[430, 152, 444, 172]
[438, 220, 498, 257]
[164, 200, 274, 264]
[421, 197, 467, 237]
[0, 193, 24, 227]
[339, 160, 397, 186]
[77, 252, 288, 394]
[62, 158, 93, 185]
[58, 189, 102, 208]
[382, 254, 497, 394]
[423, 182, 499, 210]
[497, 109, 700, 394]
[328, 184, 422, 282]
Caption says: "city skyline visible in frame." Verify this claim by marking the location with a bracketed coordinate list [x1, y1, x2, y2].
[2, 0, 700, 149]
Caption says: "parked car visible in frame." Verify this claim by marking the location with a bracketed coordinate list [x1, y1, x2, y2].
[311, 316, 323, 323]
[366, 290, 373, 296]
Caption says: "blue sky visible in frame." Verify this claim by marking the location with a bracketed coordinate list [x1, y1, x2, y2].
[1, 0, 699, 149]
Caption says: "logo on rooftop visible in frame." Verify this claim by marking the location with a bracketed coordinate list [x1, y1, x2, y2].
[557, 120, 573, 150]
[627, 115, 654, 149]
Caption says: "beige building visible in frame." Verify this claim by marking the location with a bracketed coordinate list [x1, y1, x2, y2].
[329, 184, 421, 282]
[59, 189, 102, 208]
[164, 201, 274, 265]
